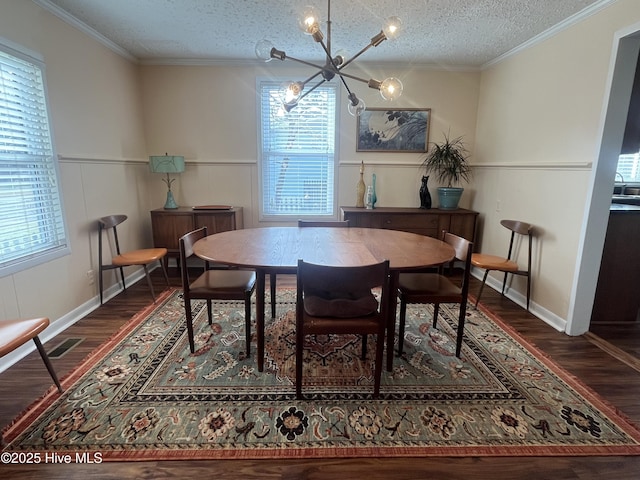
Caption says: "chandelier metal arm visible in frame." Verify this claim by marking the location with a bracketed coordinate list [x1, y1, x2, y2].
[337, 71, 386, 96]
[337, 40, 377, 71]
[298, 78, 327, 101]
[317, 38, 356, 99]
[302, 70, 325, 87]
[273, 52, 326, 71]
[335, 70, 370, 85]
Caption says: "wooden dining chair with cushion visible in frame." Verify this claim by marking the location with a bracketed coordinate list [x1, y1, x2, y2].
[471, 219, 533, 311]
[0, 317, 63, 394]
[179, 227, 256, 355]
[98, 214, 169, 305]
[269, 219, 350, 319]
[295, 258, 389, 399]
[397, 231, 473, 358]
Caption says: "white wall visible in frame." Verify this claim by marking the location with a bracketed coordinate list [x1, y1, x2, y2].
[0, 0, 152, 353]
[474, 0, 640, 329]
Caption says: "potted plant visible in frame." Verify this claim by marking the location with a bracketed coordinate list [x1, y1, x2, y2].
[421, 133, 472, 209]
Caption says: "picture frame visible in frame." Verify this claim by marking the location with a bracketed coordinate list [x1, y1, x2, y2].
[356, 108, 430, 152]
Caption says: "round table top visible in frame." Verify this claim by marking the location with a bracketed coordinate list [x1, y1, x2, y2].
[193, 226, 455, 271]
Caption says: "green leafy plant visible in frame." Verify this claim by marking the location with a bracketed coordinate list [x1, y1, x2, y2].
[421, 133, 472, 187]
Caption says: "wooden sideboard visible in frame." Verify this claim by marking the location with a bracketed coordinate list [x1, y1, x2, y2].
[341, 206, 478, 242]
[150, 207, 243, 269]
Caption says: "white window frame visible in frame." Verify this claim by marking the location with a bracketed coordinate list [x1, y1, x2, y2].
[0, 37, 69, 277]
[257, 78, 340, 221]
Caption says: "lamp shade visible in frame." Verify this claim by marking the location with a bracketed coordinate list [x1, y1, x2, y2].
[149, 155, 185, 174]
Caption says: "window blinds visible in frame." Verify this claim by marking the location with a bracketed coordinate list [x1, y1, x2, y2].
[616, 153, 640, 182]
[259, 81, 337, 217]
[0, 46, 68, 275]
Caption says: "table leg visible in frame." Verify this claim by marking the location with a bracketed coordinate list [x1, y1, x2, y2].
[386, 272, 399, 372]
[256, 269, 265, 372]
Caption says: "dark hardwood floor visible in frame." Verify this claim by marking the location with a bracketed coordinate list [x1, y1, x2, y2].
[1, 268, 639, 479]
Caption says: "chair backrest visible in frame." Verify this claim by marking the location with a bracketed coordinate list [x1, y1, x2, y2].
[500, 219, 533, 271]
[297, 219, 350, 227]
[98, 214, 128, 262]
[501, 219, 532, 237]
[296, 259, 390, 318]
[99, 214, 127, 230]
[443, 231, 473, 298]
[444, 231, 472, 263]
[179, 226, 208, 289]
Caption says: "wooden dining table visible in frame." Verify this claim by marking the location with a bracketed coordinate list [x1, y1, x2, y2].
[193, 226, 455, 372]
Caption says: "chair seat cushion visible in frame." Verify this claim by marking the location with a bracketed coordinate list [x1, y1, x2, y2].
[398, 273, 460, 297]
[189, 269, 256, 294]
[112, 248, 167, 266]
[471, 253, 519, 272]
[0, 317, 49, 357]
[303, 288, 378, 318]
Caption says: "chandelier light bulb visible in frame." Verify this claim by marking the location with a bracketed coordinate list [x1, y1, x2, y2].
[297, 5, 322, 35]
[383, 16, 403, 40]
[379, 77, 403, 101]
[279, 81, 304, 105]
[333, 49, 348, 66]
[255, 39, 275, 62]
[347, 97, 366, 117]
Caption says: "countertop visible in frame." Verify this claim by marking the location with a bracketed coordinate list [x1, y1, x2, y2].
[610, 203, 640, 212]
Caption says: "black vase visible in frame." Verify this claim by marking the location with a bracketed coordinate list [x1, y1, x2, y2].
[419, 175, 432, 209]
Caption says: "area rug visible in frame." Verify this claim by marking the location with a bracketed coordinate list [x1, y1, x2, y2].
[3, 288, 640, 460]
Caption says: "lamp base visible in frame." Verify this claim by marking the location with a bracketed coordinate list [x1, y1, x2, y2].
[164, 190, 179, 209]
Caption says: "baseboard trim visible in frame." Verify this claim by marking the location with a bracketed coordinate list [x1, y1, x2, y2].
[470, 268, 567, 333]
[0, 268, 147, 374]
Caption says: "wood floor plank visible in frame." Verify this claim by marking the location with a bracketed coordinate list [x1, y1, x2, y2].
[1, 268, 639, 479]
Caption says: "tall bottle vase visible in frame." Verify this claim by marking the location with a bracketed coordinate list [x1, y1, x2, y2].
[356, 161, 366, 207]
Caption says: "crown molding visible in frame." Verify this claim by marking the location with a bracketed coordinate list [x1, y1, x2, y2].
[32, 0, 138, 63]
[482, 0, 618, 69]
[33, 0, 618, 70]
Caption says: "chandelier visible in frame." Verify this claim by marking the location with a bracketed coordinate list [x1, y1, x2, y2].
[255, 0, 403, 116]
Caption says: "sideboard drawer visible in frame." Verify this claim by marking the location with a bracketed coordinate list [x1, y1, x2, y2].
[341, 206, 478, 244]
[379, 214, 439, 230]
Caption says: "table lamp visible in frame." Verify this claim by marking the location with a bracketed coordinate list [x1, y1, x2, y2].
[149, 154, 185, 209]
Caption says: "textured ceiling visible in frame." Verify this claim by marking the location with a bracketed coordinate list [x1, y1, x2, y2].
[37, 0, 608, 66]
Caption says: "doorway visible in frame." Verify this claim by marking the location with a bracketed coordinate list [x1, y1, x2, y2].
[569, 25, 640, 355]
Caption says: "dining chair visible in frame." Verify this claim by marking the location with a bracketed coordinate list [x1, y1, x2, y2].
[295, 258, 389, 399]
[0, 317, 63, 394]
[179, 227, 256, 354]
[471, 219, 533, 310]
[98, 215, 170, 305]
[397, 231, 473, 358]
[269, 219, 350, 319]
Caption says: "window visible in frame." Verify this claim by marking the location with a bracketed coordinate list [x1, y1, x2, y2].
[616, 152, 640, 183]
[0, 41, 68, 276]
[258, 79, 338, 218]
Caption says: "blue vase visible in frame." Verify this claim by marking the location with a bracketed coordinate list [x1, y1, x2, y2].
[371, 174, 377, 208]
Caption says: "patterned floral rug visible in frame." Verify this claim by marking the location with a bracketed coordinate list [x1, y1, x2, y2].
[3, 288, 640, 460]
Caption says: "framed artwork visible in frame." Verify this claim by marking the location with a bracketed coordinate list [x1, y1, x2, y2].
[356, 108, 430, 152]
